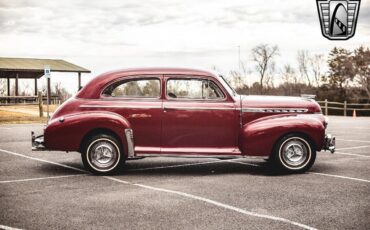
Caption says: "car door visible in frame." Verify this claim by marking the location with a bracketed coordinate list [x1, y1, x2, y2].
[100, 75, 162, 154]
[161, 75, 239, 155]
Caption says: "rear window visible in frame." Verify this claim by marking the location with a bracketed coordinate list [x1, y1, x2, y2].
[102, 78, 160, 98]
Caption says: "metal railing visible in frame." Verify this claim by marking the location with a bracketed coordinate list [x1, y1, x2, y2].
[317, 99, 370, 116]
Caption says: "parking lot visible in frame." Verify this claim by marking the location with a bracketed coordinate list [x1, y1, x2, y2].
[0, 116, 369, 230]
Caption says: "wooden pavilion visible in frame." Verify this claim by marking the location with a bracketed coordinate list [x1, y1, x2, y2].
[0, 57, 90, 102]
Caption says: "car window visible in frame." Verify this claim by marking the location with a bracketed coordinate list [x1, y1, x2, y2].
[166, 78, 224, 100]
[103, 78, 160, 98]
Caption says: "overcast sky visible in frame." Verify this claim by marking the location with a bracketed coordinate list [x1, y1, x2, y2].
[0, 0, 369, 93]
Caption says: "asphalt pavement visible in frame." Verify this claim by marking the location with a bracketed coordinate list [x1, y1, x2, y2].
[0, 116, 369, 230]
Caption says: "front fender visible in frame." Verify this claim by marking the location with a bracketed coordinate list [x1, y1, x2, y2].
[239, 114, 325, 157]
[44, 111, 131, 153]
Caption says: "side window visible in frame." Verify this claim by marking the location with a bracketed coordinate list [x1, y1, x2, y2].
[166, 78, 224, 100]
[103, 78, 160, 98]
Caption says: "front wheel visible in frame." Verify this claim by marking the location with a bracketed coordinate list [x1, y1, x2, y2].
[272, 134, 316, 173]
[81, 134, 124, 175]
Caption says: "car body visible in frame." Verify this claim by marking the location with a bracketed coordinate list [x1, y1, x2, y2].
[32, 68, 335, 174]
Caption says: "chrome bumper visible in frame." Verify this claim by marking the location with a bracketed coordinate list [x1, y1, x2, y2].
[31, 131, 47, 151]
[323, 134, 335, 153]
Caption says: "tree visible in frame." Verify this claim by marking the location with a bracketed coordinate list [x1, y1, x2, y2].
[310, 54, 325, 87]
[251, 44, 279, 94]
[297, 50, 311, 86]
[325, 47, 355, 101]
[353, 46, 370, 100]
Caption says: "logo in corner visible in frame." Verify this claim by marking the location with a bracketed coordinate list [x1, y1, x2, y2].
[316, 0, 361, 40]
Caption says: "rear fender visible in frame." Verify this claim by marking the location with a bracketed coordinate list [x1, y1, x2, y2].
[239, 114, 325, 157]
[44, 112, 131, 155]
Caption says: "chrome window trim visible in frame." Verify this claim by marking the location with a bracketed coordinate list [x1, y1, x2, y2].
[242, 108, 308, 113]
[100, 76, 162, 100]
[165, 77, 227, 102]
[80, 105, 162, 109]
[164, 106, 235, 111]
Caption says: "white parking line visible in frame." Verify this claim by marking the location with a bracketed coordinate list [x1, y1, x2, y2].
[0, 174, 85, 184]
[0, 149, 316, 230]
[336, 145, 370, 151]
[105, 176, 317, 230]
[0, 148, 87, 173]
[229, 161, 370, 184]
[0, 224, 23, 230]
[127, 159, 259, 172]
[337, 138, 370, 143]
[336, 151, 370, 158]
[127, 159, 221, 171]
[310, 172, 370, 183]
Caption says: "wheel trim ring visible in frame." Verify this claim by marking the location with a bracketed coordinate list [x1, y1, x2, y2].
[86, 138, 121, 172]
[278, 137, 312, 170]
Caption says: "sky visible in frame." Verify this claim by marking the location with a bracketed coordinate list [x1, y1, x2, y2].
[0, 0, 369, 94]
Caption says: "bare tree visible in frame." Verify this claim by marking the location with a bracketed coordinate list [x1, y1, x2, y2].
[297, 50, 312, 86]
[0, 79, 7, 96]
[310, 54, 324, 87]
[251, 44, 279, 94]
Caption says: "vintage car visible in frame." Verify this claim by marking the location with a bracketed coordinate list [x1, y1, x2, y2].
[32, 68, 335, 175]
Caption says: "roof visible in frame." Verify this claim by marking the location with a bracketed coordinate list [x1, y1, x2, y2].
[0, 57, 90, 79]
[77, 67, 218, 99]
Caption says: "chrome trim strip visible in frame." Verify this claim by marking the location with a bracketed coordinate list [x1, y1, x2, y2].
[164, 106, 235, 111]
[136, 153, 268, 159]
[125, 129, 135, 158]
[242, 108, 308, 113]
[80, 105, 162, 109]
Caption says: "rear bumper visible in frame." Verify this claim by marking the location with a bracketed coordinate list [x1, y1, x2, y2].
[31, 131, 47, 151]
[323, 134, 335, 153]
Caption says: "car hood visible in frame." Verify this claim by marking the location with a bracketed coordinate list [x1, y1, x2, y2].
[240, 95, 321, 113]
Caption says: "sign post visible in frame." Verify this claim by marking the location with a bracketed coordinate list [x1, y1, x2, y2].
[44, 65, 51, 122]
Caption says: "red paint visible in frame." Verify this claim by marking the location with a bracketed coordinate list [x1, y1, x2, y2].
[44, 68, 327, 158]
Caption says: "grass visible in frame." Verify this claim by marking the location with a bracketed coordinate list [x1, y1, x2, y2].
[0, 110, 47, 124]
[0, 104, 60, 124]
[1, 104, 59, 113]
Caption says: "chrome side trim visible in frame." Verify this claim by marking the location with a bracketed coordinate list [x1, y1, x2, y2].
[242, 108, 308, 113]
[80, 105, 162, 109]
[136, 153, 268, 159]
[164, 106, 235, 111]
[125, 129, 135, 158]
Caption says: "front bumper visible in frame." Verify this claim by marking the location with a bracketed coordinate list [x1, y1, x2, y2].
[31, 131, 47, 151]
[323, 134, 335, 153]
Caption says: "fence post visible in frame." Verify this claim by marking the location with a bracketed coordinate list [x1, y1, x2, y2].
[38, 91, 43, 117]
[325, 99, 328, 115]
[344, 101, 347, 117]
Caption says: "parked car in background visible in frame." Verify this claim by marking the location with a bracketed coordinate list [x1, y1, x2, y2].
[32, 68, 335, 175]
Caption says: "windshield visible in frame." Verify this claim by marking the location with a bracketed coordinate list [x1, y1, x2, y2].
[217, 74, 238, 98]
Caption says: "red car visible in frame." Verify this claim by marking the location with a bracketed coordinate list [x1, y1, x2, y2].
[32, 68, 335, 175]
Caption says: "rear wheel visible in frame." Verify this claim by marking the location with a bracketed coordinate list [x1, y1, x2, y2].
[272, 134, 316, 173]
[81, 134, 124, 175]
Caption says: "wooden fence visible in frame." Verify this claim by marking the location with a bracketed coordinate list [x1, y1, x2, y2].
[0, 95, 61, 105]
[317, 100, 370, 116]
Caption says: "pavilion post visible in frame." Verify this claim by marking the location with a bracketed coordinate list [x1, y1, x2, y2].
[7, 78, 10, 96]
[15, 73, 19, 103]
[15, 73, 19, 96]
[34, 78, 38, 96]
[7, 78, 10, 103]
[78, 72, 81, 91]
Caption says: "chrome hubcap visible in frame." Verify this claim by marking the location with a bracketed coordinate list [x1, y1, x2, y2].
[281, 139, 308, 167]
[89, 140, 118, 170]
